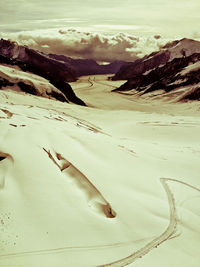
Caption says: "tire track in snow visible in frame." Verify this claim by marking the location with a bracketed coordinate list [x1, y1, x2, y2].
[97, 178, 200, 267]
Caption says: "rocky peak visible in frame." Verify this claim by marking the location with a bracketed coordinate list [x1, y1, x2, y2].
[112, 38, 200, 81]
[113, 52, 200, 101]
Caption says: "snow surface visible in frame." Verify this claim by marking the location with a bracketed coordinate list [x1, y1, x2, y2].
[168, 39, 200, 61]
[180, 61, 200, 76]
[0, 75, 200, 267]
[0, 64, 66, 100]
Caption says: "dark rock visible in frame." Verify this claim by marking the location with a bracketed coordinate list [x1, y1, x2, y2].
[0, 74, 69, 103]
[112, 51, 170, 80]
[50, 80, 86, 106]
[112, 38, 200, 81]
[46, 90, 68, 103]
[113, 53, 200, 96]
[182, 87, 200, 101]
[0, 77, 14, 89]
[17, 82, 37, 95]
[49, 54, 128, 76]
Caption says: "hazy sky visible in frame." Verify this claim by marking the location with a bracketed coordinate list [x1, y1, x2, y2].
[1, 0, 200, 38]
[1, 0, 199, 62]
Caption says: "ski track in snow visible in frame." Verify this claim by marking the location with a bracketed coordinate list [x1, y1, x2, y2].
[98, 178, 200, 267]
[0, 177, 199, 267]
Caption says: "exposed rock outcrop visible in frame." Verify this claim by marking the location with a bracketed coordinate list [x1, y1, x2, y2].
[112, 38, 200, 81]
[113, 53, 200, 92]
[0, 64, 69, 102]
[0, 39, 76, 82]
[113, 52, 200, 102]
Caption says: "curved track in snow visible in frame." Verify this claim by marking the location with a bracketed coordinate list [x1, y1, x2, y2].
[98, 178, 200, 267]
[0, 178, 199, 267]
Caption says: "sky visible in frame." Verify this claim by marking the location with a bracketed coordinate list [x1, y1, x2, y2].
[0, 0, 200, 61]
[1, 0, 200, 37]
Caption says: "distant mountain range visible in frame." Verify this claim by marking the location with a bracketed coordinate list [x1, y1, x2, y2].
[48, 54, 128, 77]
[0, 39, 128, 105]
[112, 38, 200, 102]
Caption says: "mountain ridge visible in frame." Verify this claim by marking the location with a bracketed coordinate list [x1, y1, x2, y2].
[0, 39, 86, 105]
[112, 38, 200, 81]
[48, 54, 128, 76]
[113, 52, 200, 102]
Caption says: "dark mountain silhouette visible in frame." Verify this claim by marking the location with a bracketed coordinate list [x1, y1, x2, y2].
[48, 54, 128, 76]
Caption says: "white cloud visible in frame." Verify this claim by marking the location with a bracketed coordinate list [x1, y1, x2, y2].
[3, 28, 169, 62]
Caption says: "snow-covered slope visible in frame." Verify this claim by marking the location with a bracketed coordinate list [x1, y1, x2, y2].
[0, 39, 76, 82]
[0, 75, 200, 267]
[0, 64, 68, 102]
[180, 61, 200, 75]
[0, 39, 86, 106]
[113, 52, 200, 102]
[167, 38, 200, 60]
[112, 38, 200, 80]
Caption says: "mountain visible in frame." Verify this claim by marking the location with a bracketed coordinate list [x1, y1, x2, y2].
[112, 38, 200, 81]
[0, 64, 69, 102]
[113, 53, 200, 102]
[0, 39, 77, 82]
[0, 38, 128, 105]
[0, 39, 86, 106]
[48, 54, 128, 76]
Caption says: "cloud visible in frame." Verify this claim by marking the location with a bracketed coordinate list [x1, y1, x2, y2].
[0, 0, 199, 39]
[4, 28, 169, 62]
